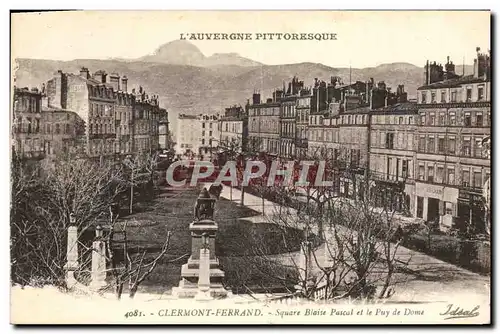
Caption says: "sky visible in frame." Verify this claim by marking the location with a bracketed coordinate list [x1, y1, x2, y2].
[11, 11, 490, 68]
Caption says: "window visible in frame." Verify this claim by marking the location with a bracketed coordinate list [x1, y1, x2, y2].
[441, 90, 446, 103]
[385, 133, 394, 149]
[466, 88, 472, 102]
[209, 131, 212, 137]
[399, 117, 403, 124]
[438, 137, 446, 153]
[202, 131, 205, 137]
[464, 113, 471, 126]
[449, 113, 456, 126]
[436, 166, 445, 183]
[408, 116, 413, 124]
[201, 139, 205, 145]
[448, 136, 456, 154]
[418, 164, 425, 180]
[478, 86, 484, 101]
[429, 113, 436, 125]
[473, 171, 482, 188]
[419, 136, 426, 152]
[428, 165, 434, 182]
[55, 123, 60, 134]
[209, 122, 213, 129]
[462, 169, 470, 187]
[476, 113, 483, 127]
[462, 137, 471, 156]
[451, 91, 457, 102]
[431, 92, 436, 103]
[89, 124, 93, 134]
[439, 113, 445, 126]
[421, 92, 427, 104]
[202, 123, 206, 128]
[420, 114, 426, 125]
[448, 167, 455, 185]
[474, 138, 482, 157]
[427, 135, 435, 153]
[402, 160, 408, 179]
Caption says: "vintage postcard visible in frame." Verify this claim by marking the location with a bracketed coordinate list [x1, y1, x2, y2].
[10, 10, 491, 325]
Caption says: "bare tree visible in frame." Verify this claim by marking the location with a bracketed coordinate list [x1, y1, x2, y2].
[10, 153, 125, 287]
[103, 208, 188, 299]
[245, 180, 414, 302]
[122, 152, 159, 214]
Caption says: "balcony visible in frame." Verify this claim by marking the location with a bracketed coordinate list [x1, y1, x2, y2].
[294, 138, 308, 148]
[22, 150, 45, 160]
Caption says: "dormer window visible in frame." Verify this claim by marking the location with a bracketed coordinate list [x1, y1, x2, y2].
[421, 92, 427, 104]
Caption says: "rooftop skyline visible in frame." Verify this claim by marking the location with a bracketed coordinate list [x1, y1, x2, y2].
[12, 11, 490, 68]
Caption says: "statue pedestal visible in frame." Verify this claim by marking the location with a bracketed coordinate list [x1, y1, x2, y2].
[172, 219, 229, 299]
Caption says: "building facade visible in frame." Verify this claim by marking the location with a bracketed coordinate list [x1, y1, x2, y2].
[175, 114, 201, 157]
[199, 113, 220, 159]
[295, 90, 311, 159]
[45, 68, 163, 159]
[12, 87, 45, 160]
[414, 49, 491, 233]
[219, 105, 248, 152]
[248, 93, 280, 155]
[158, 108, 171, 151]
[369, 101, 418, 214]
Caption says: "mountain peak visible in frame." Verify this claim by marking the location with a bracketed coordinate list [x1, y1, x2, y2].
[138, 40, 262, 67]
[140, 40, 205, 66]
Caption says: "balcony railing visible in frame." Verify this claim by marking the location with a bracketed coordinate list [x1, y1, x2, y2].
[22, 150, 45, 160]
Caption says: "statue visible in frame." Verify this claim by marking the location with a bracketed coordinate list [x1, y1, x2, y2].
[194, 188, 215, 221]
[208, 183, 223, 200]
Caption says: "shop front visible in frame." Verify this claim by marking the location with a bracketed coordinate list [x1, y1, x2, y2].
[415, 182, 458, 229]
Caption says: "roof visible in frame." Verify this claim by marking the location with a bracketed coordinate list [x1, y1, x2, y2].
[417, 75, 489, 90]
[41, 106, 75, 113]
[372, 102, 419, 113]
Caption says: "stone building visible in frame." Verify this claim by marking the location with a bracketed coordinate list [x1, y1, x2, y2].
[279, 77, 304, 159]
[131, 86, 161, 154]
[158, 108, 171, 151]
[219, 105, 248, 152]
[414, 49, 491, 233]
[199, 113, 220, 159]
[369, 101, 418, 214]
[175, 113, 201, 158]
[247, 93, 280, 155]
[45, 68, 163, 159]
[12, 87, 45, 160]
[295, 89, 311, 159]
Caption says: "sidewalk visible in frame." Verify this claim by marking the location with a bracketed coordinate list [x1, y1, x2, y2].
[207, 183, 490, 303]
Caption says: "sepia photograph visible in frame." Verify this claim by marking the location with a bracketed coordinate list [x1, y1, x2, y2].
[9, 9, 491, 325]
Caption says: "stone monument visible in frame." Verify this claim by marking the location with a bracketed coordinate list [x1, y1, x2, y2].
[172, 188, 229, 298]
[64, 213, 79, 288]
[90, 224, 107, 290]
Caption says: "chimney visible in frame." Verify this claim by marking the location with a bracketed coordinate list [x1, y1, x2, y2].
[425, 60, 429, 85]
[121, 76, 128, 92]
[80, 67, 90, 79]
[252, 93, 260, 105]
[93, 70, 107, 84]
[109, 73, 120, 91]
